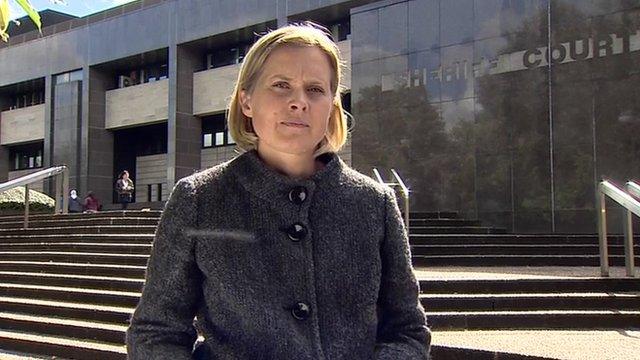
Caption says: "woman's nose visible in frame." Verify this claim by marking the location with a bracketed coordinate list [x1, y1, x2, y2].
[289, 89, 308, 112]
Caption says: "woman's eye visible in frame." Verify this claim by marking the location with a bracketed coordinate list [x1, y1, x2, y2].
[308, 87, 325, 94]
[273, 82, 289, 89]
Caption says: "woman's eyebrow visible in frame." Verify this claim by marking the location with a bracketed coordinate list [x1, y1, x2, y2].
[268, 74, 328, 86]
[267, 74, 294, 81]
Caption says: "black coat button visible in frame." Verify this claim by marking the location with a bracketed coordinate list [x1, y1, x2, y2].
[286, 223, 307, 242]
[288, 186, 307, 205]
[291, 302, 311, 320]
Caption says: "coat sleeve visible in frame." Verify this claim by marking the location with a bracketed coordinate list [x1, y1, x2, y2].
[127, 178, 202, 359]
[374, 188, 431, 359]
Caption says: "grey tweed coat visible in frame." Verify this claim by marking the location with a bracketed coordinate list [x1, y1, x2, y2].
[126, 150, 430, 359]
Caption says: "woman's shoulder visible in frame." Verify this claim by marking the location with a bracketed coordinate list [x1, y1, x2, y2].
[335, 161, 394, 199]
[176, 157, 237, 191]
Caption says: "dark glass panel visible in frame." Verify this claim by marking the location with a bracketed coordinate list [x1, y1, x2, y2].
[378, 2, 408, 57]
[440, 0, 474, 46]
[408, 0, 439, 52]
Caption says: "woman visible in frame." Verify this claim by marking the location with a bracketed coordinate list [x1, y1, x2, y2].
[83, 191, 100, 213]
[115, 170, 134, 210]
[127, 23, 430, 359]
[68, 189, 83, 213]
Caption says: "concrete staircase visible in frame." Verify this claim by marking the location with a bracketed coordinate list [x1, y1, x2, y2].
[411, 211, 640, 332]
[409, 211, 640, 266]
[0, 211, 158, 359]
[0, 210, 637, 358]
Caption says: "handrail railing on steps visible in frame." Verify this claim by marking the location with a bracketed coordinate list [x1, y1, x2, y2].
[597, 180, 640, 277]
[627, 181, 640, 199]
[373, 168, 409, 230]
[0, 165, 69, 228]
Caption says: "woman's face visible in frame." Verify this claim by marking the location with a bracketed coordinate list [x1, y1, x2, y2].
[240, 45, 334, 158]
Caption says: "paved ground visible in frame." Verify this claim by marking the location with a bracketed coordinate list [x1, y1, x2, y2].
[416, 266, 640, 360]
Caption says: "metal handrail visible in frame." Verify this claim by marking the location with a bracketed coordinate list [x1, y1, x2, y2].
[597, 180, 640, 277]
[372, 168, 410, 230]
[0, 165, 69, 228]
[627, 181, 640, 199]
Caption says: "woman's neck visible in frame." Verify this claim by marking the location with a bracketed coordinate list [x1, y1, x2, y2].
[256, 146, 322, 179]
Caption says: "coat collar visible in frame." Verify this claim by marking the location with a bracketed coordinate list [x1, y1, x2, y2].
[231, 149, 345, 203]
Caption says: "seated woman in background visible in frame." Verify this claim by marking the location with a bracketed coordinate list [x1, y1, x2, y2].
[127, 22, 430, 359]
[83, 191, 100, 213]
[68, 189, 83, 213]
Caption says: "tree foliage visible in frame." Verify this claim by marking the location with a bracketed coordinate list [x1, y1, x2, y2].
[0, 0, 41, 42]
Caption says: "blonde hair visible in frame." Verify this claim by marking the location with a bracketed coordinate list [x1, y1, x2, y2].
[227, 22, 348, 156]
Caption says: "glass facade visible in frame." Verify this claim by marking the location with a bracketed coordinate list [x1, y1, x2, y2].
[351, 0, 640, 233]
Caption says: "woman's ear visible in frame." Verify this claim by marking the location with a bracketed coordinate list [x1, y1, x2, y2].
[239, 90, 253, 118]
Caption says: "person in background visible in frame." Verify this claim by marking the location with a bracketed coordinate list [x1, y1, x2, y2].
[68, 189, 83, 213]
[83, 191, 100, 213]
[127, 23, 430, 359]
[116, 170, 135, 210]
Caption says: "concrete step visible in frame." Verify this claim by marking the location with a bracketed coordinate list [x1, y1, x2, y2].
[0, 210, 162, 223]
[0, 272, 143, 292]
[0, 243, 152, 255]
[0, 261, 146, 278]
[409, 234, 638, 245]
[0, 283, 140, 308]
[0, 296, 132, 325]
[410, 219, 482, 227]
[427, 310, 640, 330]
[421, 292, 640, 311]
[411, 244, 640, 256]
[0, 234, 154, 244]
[0, 329, 125, 360]
[0, 312, 126, 344]
[0, 252, 149, 266]
[410, 227, 508, 235]
[409, 211, 460, 219]
[0, 226, 157, 236]
[412, 255, 634, 267]
[430, 344, 557, 360]
[0, 217, 159, 229]
[419, 278, 640, 294]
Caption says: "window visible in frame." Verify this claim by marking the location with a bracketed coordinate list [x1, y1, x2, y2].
[203, 133, 213, 147]
[215, 132, 225, 146]
[202, 113, 234, 148]
[9, 142, 44, 171]
[55, 69, 83, 85]
[8, 90, 44, 110]
[205, 43, 251, 69]
[328, 18, 351, 42]
[117, 63, 168, 89]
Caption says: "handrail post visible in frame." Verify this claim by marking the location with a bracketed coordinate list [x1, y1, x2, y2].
[55, 173, 62, 214]
[62, 168, 69, 215]
[622, 207, 635, 277]
[597, 183, 609, 277]
[24, 184, 30, 229]
[624, 181, 638, 277]
[391, 169, 410, 231]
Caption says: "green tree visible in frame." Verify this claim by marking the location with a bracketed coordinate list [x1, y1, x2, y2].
[0, 0, 41, 42]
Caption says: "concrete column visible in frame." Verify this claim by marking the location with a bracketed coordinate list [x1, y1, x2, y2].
[0, 96, 10, 182]
[52, 80, 82, 192]
[43, 74, 55, 195]
[167, 43, 202, 191]
[80, 67, 114, 204]
[277, 0, 287, 27]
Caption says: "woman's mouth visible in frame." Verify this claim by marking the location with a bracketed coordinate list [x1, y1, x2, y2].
[282, 121, 309, 128]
